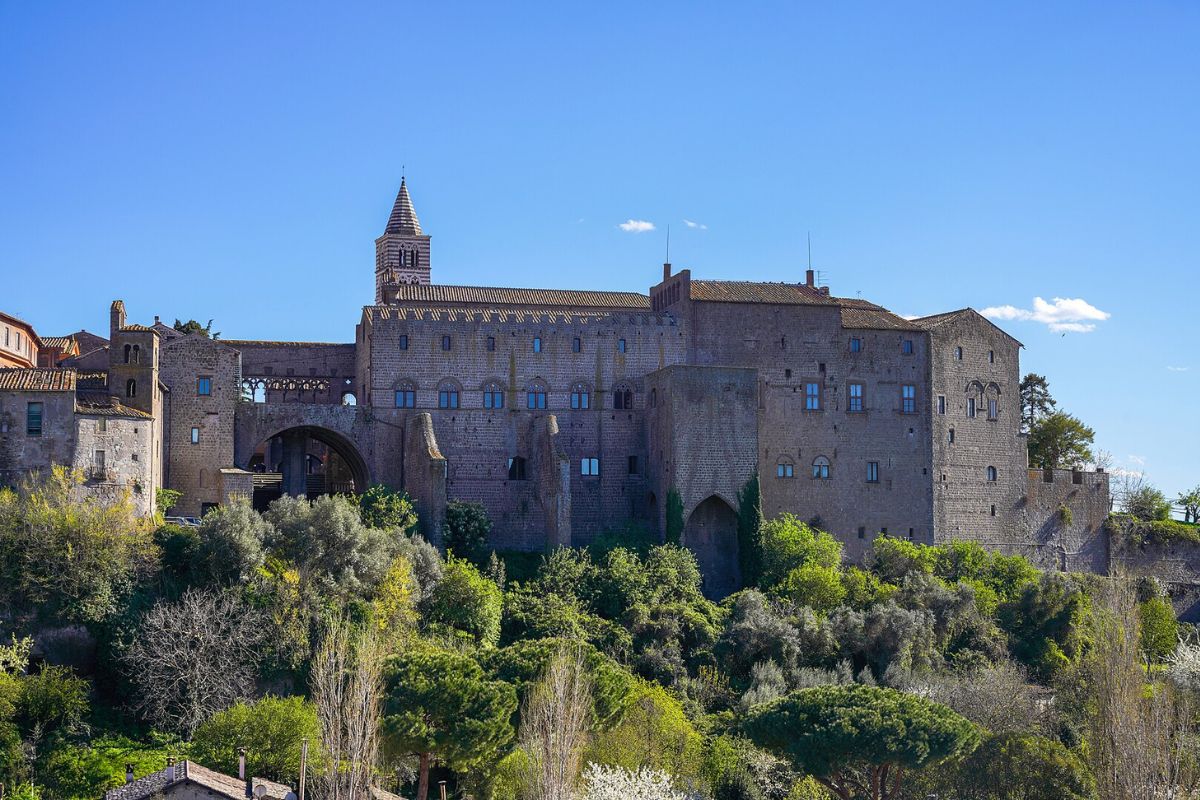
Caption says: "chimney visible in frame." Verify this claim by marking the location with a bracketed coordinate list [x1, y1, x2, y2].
[125, 764, 135, 784]
[154, 315, 161, 325]
[239, 748, 247, 780]
[662, 262, 671, 282]
[805, 269, 815, 287]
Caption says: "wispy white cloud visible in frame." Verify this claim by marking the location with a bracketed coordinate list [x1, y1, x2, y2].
[981, 297, 1111, 333]
[1168, 365, 1190, 372]
[618, 219, 655, 233]
[1128, 455, 1146, 466]
[683, 219, 707, 230]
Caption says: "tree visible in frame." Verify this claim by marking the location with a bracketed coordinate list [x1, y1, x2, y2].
[574, 763, 693, 800]
[741, 684, 979, 800]
[423, 556, 503, 647]
[1178, 486, 1200, 524]
[736, 476, 765, 587]
[1019, 373, 1056, 431]
[123, 588, 267, 736]
[0, 466, 157, 625]
[381, 648, 517, 800]
[358, 485, 418, 531]
[1125, 485, 1172, 521]
[757, 514, 842, 589]
[194, 496, 270, 585]
[191, 696, 321, 783]
[997, 572, 1088, 682]
[1139, 596, 1179, 663]
[518, 648, 592, 800]
[312, 618, 384, 800]
[443, 500, 493, 564]
[173, 318, 218, 338]
[772, 563, 846, 614]
[920, 732, 1093, 800]
[1026, 412, 1094, 469]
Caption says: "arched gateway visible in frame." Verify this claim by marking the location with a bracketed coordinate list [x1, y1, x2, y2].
[683, 495, 741, 599]
[244, 425, 370, 509]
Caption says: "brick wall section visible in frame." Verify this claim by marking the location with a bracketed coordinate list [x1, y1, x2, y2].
[228, 341, 357, 405]
[160, 335, 242, 516]
[401, 412, 447, 544]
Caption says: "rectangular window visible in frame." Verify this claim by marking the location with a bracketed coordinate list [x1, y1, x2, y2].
[26, 402, 42, 436]
[902, 339, 913, 354]
[967, 398, 977, 418]
[858, 526, 866, 540]
[988, 399, 998, 420]
[628, 455, 639, 475]
[441, 335, 452, 351]
[866, 461, 879, 483]
[805, 382, 821, 410]
[776, 463, 794, 478]
[484, 389, 503, 409]
[197, 376, 212, 396]
[533, 337, 542, 353]
[527, 390, 547, 409]
[190, 427, 200, 444]
[617, 339, 627, 353]
[937, 395, 946, 415]
[989, 350, 995, 363]
[487, 336, 495, 352]
[902, 385, 916, 413]
[581, 457, 600, 476]
[95, 450, 106, 470]
[849, 337, 862, 353]
[395, 390, 415, 408]
[398, 334, 409, 350]
[848, 383, 864, 412]
[572, 337, 581, 353]
[438, 390, 459, 409]
[98, 417, 107, 432]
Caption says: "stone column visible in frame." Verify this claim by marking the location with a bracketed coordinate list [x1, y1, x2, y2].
[281, 430, 308, 498]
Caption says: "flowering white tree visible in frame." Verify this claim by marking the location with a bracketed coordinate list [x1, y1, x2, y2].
[573, 763, 695, 800]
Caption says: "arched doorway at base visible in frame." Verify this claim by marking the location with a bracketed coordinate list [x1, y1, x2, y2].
[245, 425, 369, 511]
[682, 495, 741, 599]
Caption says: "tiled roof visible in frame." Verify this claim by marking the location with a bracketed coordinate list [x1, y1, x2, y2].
[912, 308, 1023, 346]
[119, 324, 159, 334]
[76, 371, 109, 389]
[223, 340, 352, 348]
[76, 394, 154, 419]
[104, 760, 293, 800]
[0, 368, 76, 391]
[385, 178, 424, 236]
[838, 300, 923, 331]
[688, 280, 839, 305]
[384, 283, 651, 309]
[364, 305, 674, 326]
[41, 336, 76, 350]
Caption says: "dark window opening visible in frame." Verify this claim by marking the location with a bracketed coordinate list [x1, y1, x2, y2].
[508, 456, 527, 480]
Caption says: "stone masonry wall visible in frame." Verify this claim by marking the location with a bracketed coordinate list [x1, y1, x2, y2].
[0, 389, 77, 484]
[71, 412, 156, 516]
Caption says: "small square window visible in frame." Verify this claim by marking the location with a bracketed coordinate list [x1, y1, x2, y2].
[784, 368, 792, 379]
[190, 427, 200, 444]
[399, 335, 408, 350]
[850, 337, 862, 353]
[533, 337, 542, 353]
[581, 457, 600, 476]
[617, 339, 627, 353]
[442, 335, 452, 351]
[902, 339, 913, 354]
[197, 376, 212, 396]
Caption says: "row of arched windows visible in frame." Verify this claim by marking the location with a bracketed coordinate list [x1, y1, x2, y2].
[393, 379, 637, 411]
[774, 455, 1000, 483]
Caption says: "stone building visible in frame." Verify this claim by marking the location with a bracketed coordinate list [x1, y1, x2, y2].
[0, 178, 1111, 594]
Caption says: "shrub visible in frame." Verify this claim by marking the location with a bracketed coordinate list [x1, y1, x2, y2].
[443, 500, 492, 563]
[758, 515, 842, 589]
[424, 557, 503, 647]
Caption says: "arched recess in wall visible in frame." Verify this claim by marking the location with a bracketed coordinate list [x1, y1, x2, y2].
[243, 425, 371, 510]
[682, 495, 741, 600]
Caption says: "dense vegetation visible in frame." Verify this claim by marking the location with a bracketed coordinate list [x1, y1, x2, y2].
[1, 466, 1198, 800]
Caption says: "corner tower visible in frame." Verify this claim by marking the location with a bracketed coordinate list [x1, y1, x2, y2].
[375, 177, 431, 302]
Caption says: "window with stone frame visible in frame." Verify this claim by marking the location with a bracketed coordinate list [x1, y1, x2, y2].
[967, 397, 977, 418]
[776, 460, 795, 478]
[937, 395, 946, 415]
[395, 382, 416, 408]
[988, 398, 998, 420]
[190, 427, 200, 444]
[848, 382, 864, 412]
[987, 465, 998, 482]
[197, 376, 212, 396]
[613, 383, 634, 410]
[570, 382, 590, 409]
[526, 381, 548, 409]
[805, 382, 821, 410]
[26, 402, 42, 436]
[850, 337, 862, 353]
[581, 457, 600, 476]
[437, 381, 460, 409]
[902, 339, 914, 354]
[901, 384, 916, 413]
[812, 455, 831, 480]
[483, 381, 504, 409]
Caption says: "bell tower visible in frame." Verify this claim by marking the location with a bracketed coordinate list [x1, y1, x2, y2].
[375, 177, 431, 302]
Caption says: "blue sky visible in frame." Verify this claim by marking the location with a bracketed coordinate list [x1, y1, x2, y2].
[2, 2, 1197, 500]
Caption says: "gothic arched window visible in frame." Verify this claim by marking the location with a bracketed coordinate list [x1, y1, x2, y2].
[483, 381, 504, 409]
[438, 380, 460, 409]
[526, 380, 547, 410]
[126, 379, 137, 398]
[613, 382, 633, 410]
[570, 382, 590, 410]
[812, 456, 831, 480]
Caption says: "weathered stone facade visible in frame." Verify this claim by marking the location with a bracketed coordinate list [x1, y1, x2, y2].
[0, 179, 1113, 596]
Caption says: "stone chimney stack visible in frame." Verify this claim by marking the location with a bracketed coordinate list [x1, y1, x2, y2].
[805, 269, 815, 288]
[663, 262, 672, 281]
[110, 300, 127, 340]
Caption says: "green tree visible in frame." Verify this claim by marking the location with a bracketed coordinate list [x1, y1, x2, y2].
[1027, 412, 1094, 469]
[741, 684, 979, 800]
[191, 696, 321, 783]
[381, 648, 517, 800]
[358, 484, 418, 531]
[1125, 485, 1172, 521]
[585, 678, 705, 784]
[156, 488, 182, 514]
[870, 537, 936, 584]
[172, 318, 217, 338]
[997, 573, 1088, 682]
[666, 490, 685, 545]
[1139, 596, 1179, 663]
[736, 475, 765, 587]
[1019, 373, 1056, 431]
[920, 732, 1093, 800]
[443, 500, 493, 564]
[1177, 485, 1200, 524]
[424, 557, 503, 647]
[194, 497, 270, 585]
[772, 563, 846, 614]
[758, 514, 842, 589]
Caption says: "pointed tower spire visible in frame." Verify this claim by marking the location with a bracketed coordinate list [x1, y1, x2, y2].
[385, 177, 423, 236]
[375, 176, 432, 301]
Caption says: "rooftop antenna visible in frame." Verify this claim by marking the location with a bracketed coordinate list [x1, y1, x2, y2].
[666, 224, 671, 263]
[807, 232, 812, 270]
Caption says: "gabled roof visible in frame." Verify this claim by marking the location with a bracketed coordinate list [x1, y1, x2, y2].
[40, 336, 77, 351]
[912, 308, 1023, 346]
[384, 177, 424, 236]
[688, 280, 838, 306]
[838, 300, 924, 331]
[0, 368, 76, 392]
[381, 283, 651, 310]
[104, 760, 293, 800]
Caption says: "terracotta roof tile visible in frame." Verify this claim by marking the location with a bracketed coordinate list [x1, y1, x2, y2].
[364, 305, 674, 326]
[40, 336, 76, 349]
[0, 368, 76, 391]
[75, 395, 154, 419]
[688, 280, 839, 305]
[838, 302, 923, 331]
[384, 283, 650, 309]
[119, 324, 158, 334]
